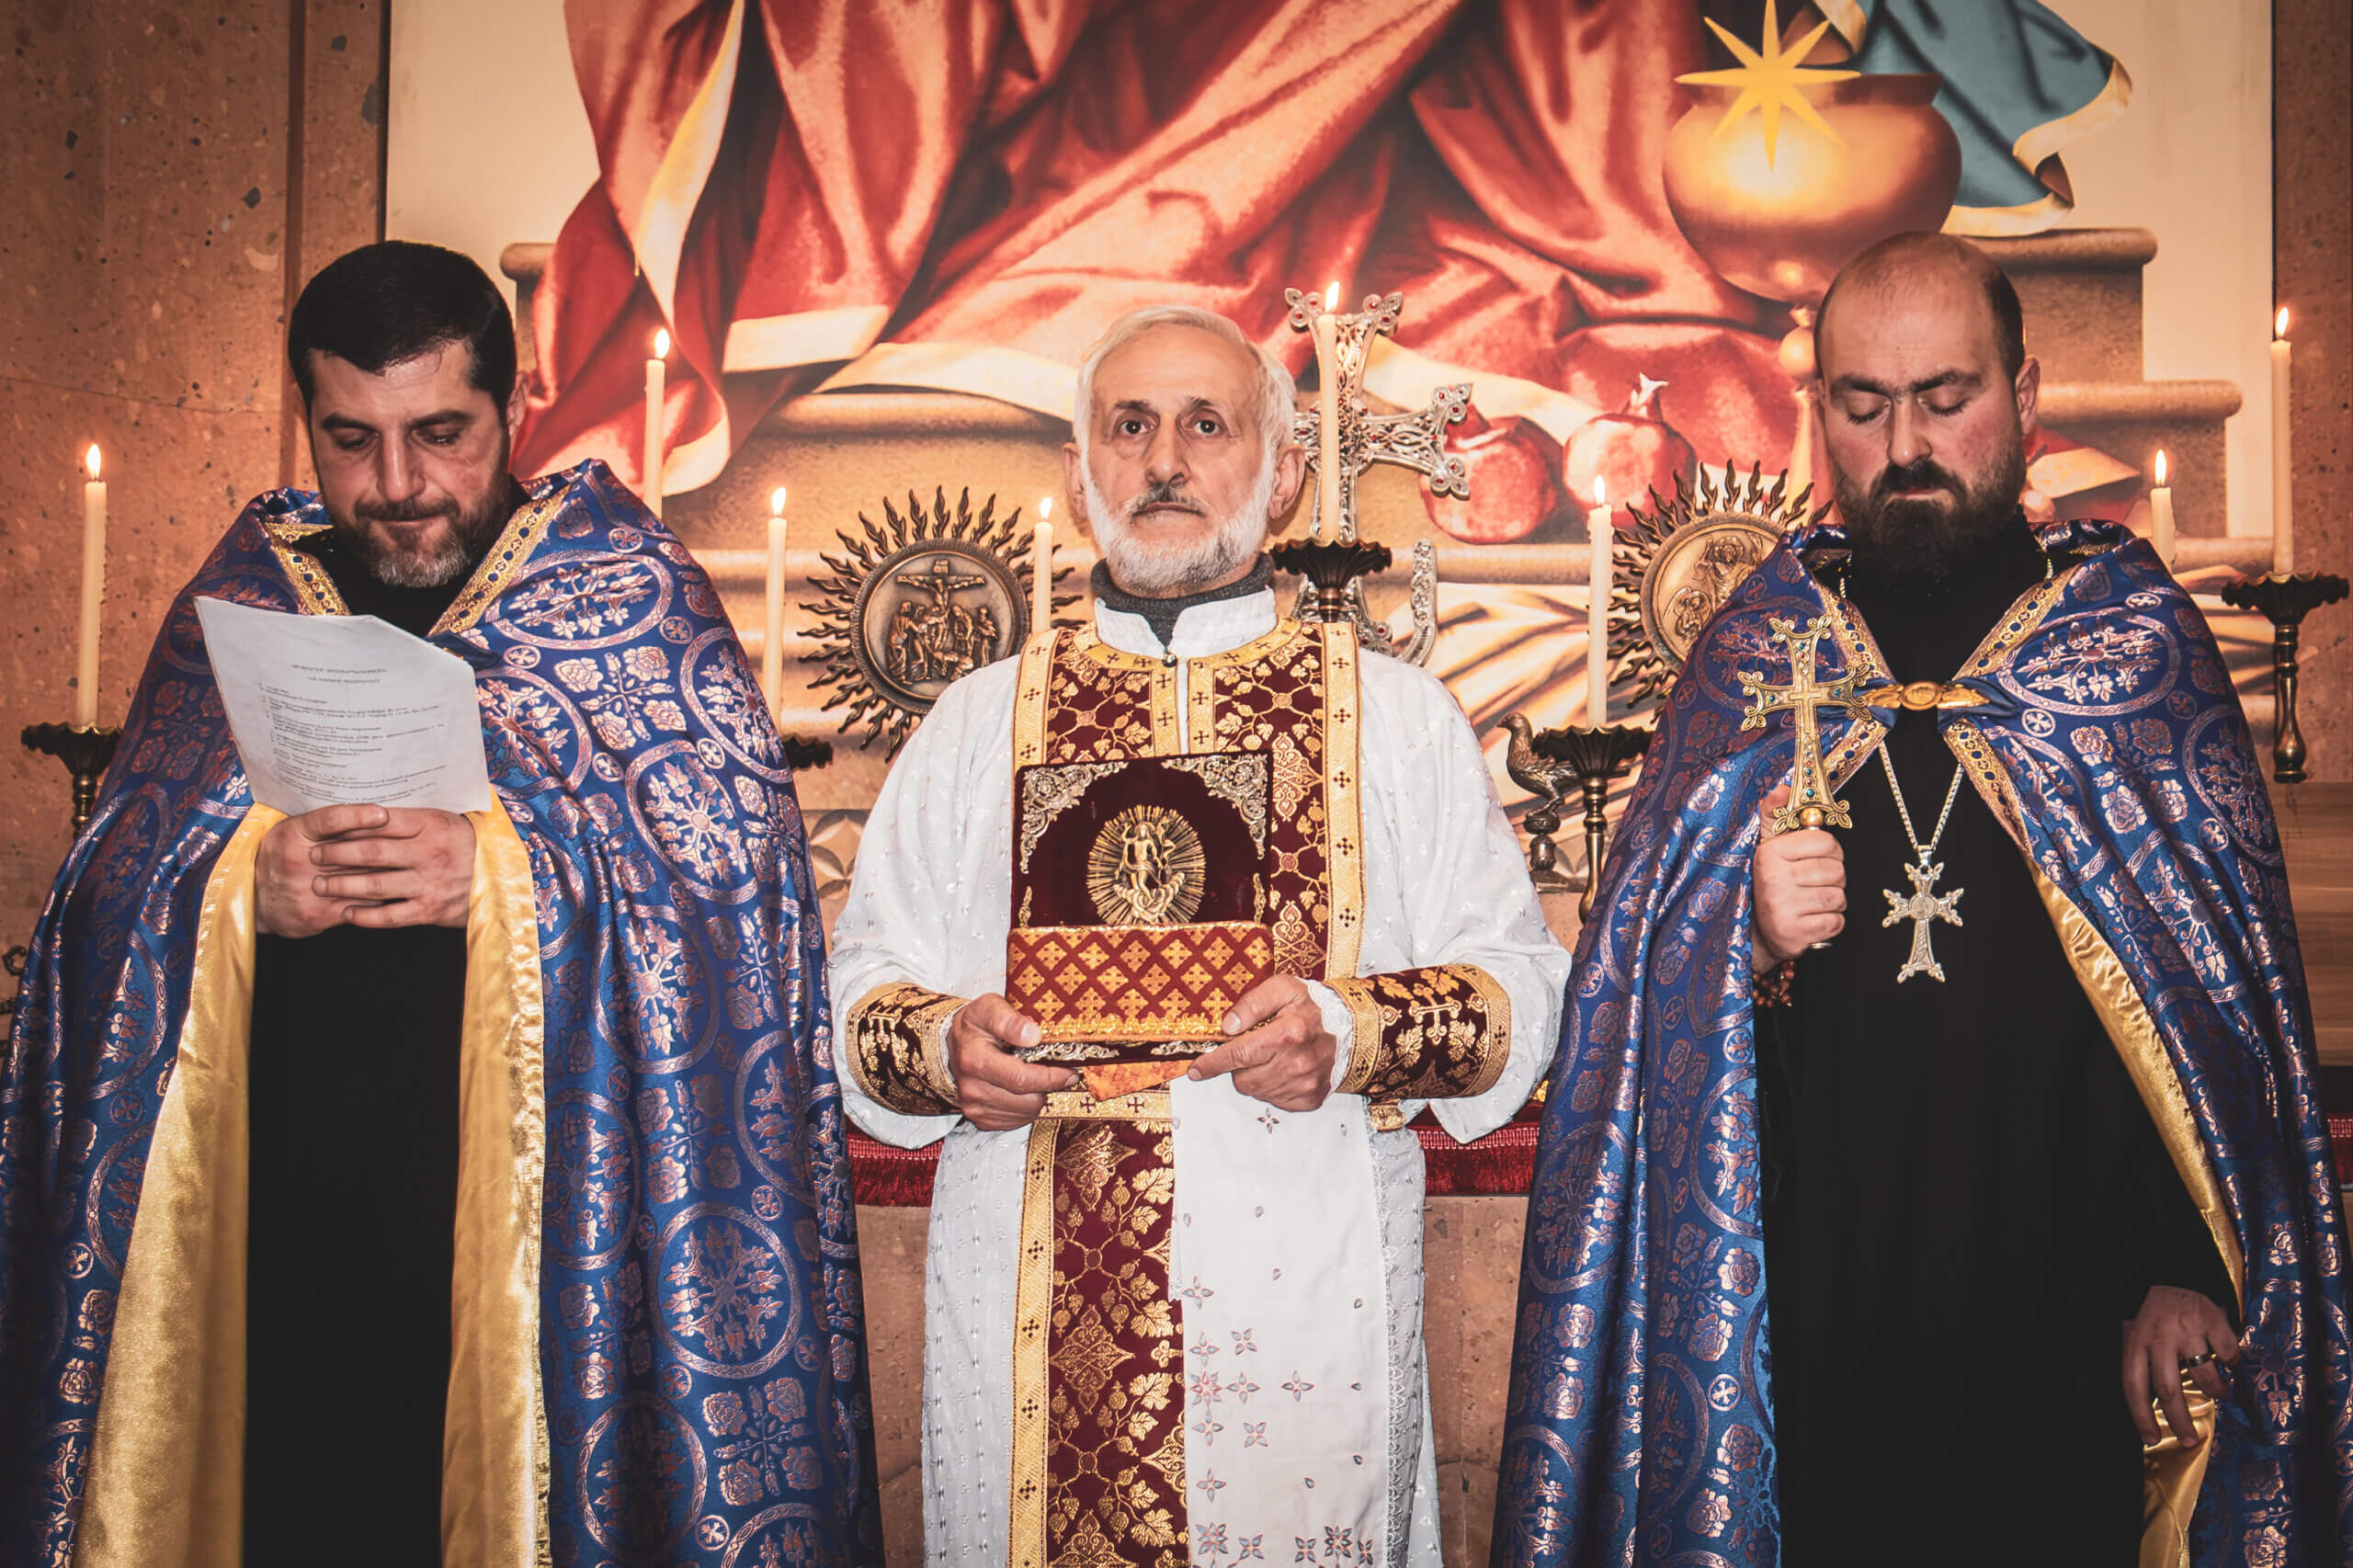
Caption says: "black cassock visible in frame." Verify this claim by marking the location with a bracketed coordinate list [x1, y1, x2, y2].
[244, 537, 467, 1566]
[1757, 521, 2234, 1565]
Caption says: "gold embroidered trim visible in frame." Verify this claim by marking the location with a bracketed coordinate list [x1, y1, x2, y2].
[1038, 1088, 1176, 1123]
[1956, 562, 2076, 683]
[1321, 620, 1366, 981]
[436, 487, 564, 637]
[1006, 1119, 1061, 1568]
[842, 983, 962, 1117]
[1013, 626, 1060, 771]
[1330, 962, 1513, 1102]
[265, 519, 348, 617]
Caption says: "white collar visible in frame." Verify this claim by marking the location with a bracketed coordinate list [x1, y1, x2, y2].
[1091, 586, 1279, 660]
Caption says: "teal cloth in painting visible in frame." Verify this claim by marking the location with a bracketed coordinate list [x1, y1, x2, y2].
[0, 460, 881, 1566]
[1835, 0, 2125, 221]
[1490, 520, 2350, 1567]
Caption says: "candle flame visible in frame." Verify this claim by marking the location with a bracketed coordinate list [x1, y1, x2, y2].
[2276, 307, 2290, 340]
[1593, 476, 1607, 506]
[770, 486, 787, 516]
[653, 328, 672, 358]
[1038, 496, 1053, 521]
[84, 444, 102, 481]
[1324, 281, 1339, 311]
[2153, 450, 2167, 486]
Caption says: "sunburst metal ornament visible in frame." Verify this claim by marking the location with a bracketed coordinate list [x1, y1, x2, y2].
[1676, 0, 1859, 166]
[1609, 464, 1821, 706]
[803, 486, 1071, 756]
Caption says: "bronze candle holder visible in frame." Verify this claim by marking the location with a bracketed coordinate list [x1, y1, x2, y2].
[1505, 713, 1654, 920]
[1270, 537, 1393, 624]
[2218, 572, 2347, 784]
[22, 722, 122, 836]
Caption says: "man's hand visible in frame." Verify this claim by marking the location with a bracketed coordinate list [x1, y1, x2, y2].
[1187, 975, 1337, 1113]
[1750, 782, 1846, 972]
[2123, 1285, 2240, 1446]
[948, 994, 1077, 1132]
[255, 804, 476, 937]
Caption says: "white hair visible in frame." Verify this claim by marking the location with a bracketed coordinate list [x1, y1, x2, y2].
[1072, 304, 1297, 461]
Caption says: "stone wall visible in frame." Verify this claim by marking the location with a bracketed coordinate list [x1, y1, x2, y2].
[0, 0, 386, 940]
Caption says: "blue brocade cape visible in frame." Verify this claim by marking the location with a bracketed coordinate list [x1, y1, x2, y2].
[1493, 523, 2350, 1567]
[0, 461, 881, 1566]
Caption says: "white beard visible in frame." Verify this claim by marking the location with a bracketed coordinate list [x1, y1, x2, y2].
[1083, 452, 1277, 598]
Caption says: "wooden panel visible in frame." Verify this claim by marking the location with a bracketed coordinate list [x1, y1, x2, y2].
[2278, 783, 2353, 1067]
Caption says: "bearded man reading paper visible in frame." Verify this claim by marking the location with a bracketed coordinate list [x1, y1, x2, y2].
[1493, 234, 2349, 1566]
[832, 306, 1570, 1568]
[0, 243, 879, 1567]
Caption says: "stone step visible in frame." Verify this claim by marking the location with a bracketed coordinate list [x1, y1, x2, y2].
[2036, 379, 2241, 534]
[1975, 228, 2155, 383]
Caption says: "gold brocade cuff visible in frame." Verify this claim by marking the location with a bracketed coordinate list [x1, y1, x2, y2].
[1331, 963, 1512, 1103]
[844, 983, 965, 1118]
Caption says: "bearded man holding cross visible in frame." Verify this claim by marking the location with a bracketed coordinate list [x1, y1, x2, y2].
[1494, 234, 2349, 1565]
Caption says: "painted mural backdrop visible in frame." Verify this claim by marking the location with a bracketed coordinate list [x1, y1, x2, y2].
[506, 0, 2245, 828]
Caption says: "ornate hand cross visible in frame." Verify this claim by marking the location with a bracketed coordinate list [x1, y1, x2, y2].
[1738, 614, 1865, 832]
[1284, 290, 1469, 543]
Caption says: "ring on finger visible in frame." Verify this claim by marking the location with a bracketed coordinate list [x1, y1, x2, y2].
[2178, 1350, 2219, 1369]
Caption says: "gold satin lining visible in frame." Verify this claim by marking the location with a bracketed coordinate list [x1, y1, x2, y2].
[78, 807, 549, 1567]
[2140, 1384, 2218, 1568]
[1321, 621, 1366, 981]
[2027, 867, 2241, 1564]
[1006, 1119, 1063, 1568]
[77, 808, 277, 1568]
[441, 806, 551, 1565]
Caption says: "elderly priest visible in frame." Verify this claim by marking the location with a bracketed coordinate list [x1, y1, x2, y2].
[0, 243, 879, 1567]
[832, 304, 1571, 1567]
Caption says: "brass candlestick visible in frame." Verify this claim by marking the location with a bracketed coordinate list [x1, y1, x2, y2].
[2218, 572, 2347, 783]
[1538, 723, 1655, 920]
[22, 722, 123, 835]
[1270, 538, 1392, 624]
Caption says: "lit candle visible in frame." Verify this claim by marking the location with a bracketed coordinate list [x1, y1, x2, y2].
[1587, 477, 1611, 725]
[1312, 281, 1342, 536]
[2271, 308, 2293, 574]
[644, 328, 670, 519]
[1031, 496, 1055, 637]
[77, 444, 107, 729]
[762, 486, 788, 712]
[2148, 450, 2175, 571]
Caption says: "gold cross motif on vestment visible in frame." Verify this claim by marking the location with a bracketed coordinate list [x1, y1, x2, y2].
[1738, 615, 1866, 832]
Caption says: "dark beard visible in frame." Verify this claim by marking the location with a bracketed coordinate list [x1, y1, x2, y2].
[1836, 442, 2027, 597]
[335, 476, 517, 589]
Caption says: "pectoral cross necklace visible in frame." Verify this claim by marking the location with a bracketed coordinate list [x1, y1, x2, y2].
[1876, 744, 1965, 983]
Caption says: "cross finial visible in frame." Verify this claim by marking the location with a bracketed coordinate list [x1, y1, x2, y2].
[1738, 615, 1866, 831]
[1284, 289, 1470, 542]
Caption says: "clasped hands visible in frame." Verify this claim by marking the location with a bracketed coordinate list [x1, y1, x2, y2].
[255, 803, 476, 937]
[947, 974, 1336, 1132]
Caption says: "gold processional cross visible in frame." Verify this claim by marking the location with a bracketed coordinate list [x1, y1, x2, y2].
[1736, 615, 1864, 832]
[1283, 289, 1470, 542]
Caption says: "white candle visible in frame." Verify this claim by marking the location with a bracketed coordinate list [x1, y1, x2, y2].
[1031, 496, 1055, 637]
[2149, 450, 2175, 571]
[2271, 308, 2293, 574]
[1312, 281, 1342, 536]
[1587, 478, 1611, 725]
[762, 486, 788, 713]
[644, 328, 670, 519]
[77, 444, 106, 729]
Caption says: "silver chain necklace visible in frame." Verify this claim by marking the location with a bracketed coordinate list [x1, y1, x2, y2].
[1876, 744, 1965, 983]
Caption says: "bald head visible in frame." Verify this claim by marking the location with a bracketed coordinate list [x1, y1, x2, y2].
[1818, 233, 2024, 383]
[1813, 233, 2040, 596]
